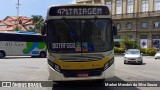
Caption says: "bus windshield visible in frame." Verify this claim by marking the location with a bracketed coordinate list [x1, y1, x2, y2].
[47, 19, 113, 53]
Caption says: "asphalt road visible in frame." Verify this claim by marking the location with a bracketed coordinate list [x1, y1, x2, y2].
[0, 56, 160, 90]
[114, 56, 160, 81]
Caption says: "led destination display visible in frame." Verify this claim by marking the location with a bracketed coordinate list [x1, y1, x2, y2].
[49, 6, 109, 16]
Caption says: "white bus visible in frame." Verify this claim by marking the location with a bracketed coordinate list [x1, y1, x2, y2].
[42, 4, 117, 82]
[0, 32, 46, 58]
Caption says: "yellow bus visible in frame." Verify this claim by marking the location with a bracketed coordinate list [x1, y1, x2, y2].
[42, 4, 117, 82]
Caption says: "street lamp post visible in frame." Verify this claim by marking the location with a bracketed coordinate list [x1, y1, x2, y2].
[133, 39, 135, 49]
[16, 0, 21, 28]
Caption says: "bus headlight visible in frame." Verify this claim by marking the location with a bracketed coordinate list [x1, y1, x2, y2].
[55, 64, 60, 72]
[104, 63, 109, 70]
[48, 59, 61, 72]
[104, 58, 114, 71]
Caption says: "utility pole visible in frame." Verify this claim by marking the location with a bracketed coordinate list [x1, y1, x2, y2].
[16, 0, 21, 25]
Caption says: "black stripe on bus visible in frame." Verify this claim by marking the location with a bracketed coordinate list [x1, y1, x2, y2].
[0, 33, 46, 42]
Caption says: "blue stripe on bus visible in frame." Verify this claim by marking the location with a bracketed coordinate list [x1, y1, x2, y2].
[23, 42, 38, 54]
[32, 51, 39, 54]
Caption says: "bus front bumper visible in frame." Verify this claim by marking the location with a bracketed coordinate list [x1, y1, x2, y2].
[48, 63, 115, 81]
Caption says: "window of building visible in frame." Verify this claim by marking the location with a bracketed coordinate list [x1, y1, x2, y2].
[114, 35, 121, 39]
[116, 0, 122, 14]
[140, 35, 148, 39]
[141, 0, 149, 12]
[116, 23, 121, 30]
[127, 35, 132, 39]
[114, 35, 121, 47]
[153, 35, 160, 48]
[127, 0, 134, 13]
[85, 1, 92, 4]
[94, 0, 101, 4]
[154, 21, 160, 28]
[141, 22, 148, 28]
[106, 0, 112, 11]
[153, 35, 160, 39]
[126, 22, 133, 29]
[154, 0, 160, 11]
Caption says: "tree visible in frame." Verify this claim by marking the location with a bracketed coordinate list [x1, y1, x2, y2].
[31, 15, 44, 33]
[120, 36, 140, 50]
[120, 36, 133, 49]
[13, 24, 20, 31]
[28, 27, 35, 32]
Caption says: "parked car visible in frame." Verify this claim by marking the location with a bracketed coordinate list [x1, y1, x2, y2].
[124, 49, 143, 64]
[155, 51, 160, 59]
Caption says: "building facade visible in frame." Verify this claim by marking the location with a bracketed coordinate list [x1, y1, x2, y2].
[76, 0, 160, 49]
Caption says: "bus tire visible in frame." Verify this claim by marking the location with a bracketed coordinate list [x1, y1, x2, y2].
[39, 51, 46, 58]
[0, 51, 5, 58]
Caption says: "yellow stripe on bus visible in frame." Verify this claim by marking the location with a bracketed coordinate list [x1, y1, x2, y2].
[53, 58, 110, 70]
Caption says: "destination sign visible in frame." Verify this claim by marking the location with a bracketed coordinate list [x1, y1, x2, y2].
[49, 6, 109, 16]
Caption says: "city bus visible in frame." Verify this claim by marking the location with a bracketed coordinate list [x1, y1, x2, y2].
[42, 4, 117, 82]
[0, 32, 46, 58]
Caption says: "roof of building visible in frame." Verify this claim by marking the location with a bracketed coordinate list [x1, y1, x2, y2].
[0, 16, 33, 31]
[0, 27, 13, 31]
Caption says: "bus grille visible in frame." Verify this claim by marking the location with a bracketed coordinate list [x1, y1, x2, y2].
[61, 69, 103, 77]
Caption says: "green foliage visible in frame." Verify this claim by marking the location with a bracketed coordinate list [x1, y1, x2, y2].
[28, 27, 35, 32]
[133, 41, 140, 49]
[31, 15, 44, 33]
[115, 47, 158, 56]
[145, 48, 157, 56]
[140, 48, 158, 56]
[147, 49, 157, 56]
[14, 24, 20, 31]
[140, 48, 146, 54]
[119, 36, 133, 49]
[114, 47, 125, 53]
[119, 36, 140, 49]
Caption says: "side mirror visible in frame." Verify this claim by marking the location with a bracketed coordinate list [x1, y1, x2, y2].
[113, 26, 117, 36]
[41, 23, 46, 35]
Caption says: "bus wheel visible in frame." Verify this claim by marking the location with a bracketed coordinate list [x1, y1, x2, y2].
[39, 51, 46, 58]
[0, 51, 5, 58]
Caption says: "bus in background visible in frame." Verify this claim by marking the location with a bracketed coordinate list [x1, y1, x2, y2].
[42, 4, 117, 82]
[0, 32, 46, 58]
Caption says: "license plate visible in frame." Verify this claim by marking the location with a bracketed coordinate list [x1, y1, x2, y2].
[77, 73, 88, 77]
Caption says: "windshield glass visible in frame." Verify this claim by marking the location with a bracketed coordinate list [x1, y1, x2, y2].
[47, 19, 113, 53]
[126, 50, 140, 55]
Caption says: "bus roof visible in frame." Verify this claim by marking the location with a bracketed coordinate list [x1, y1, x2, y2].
[49, 4, 106, 7]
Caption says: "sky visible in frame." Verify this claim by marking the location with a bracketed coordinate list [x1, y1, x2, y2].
[0, 0, 76, 20]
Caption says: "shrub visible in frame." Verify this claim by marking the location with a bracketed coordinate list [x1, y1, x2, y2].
[140, 48, 146, 54]
[140, 48, 157, 56]
[114, 47, 125, 53]
[119, 36, 133, 49]
[146, 48, 157, 56]
[119, 36, 140, 49]
[114, 47, 158, 56]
